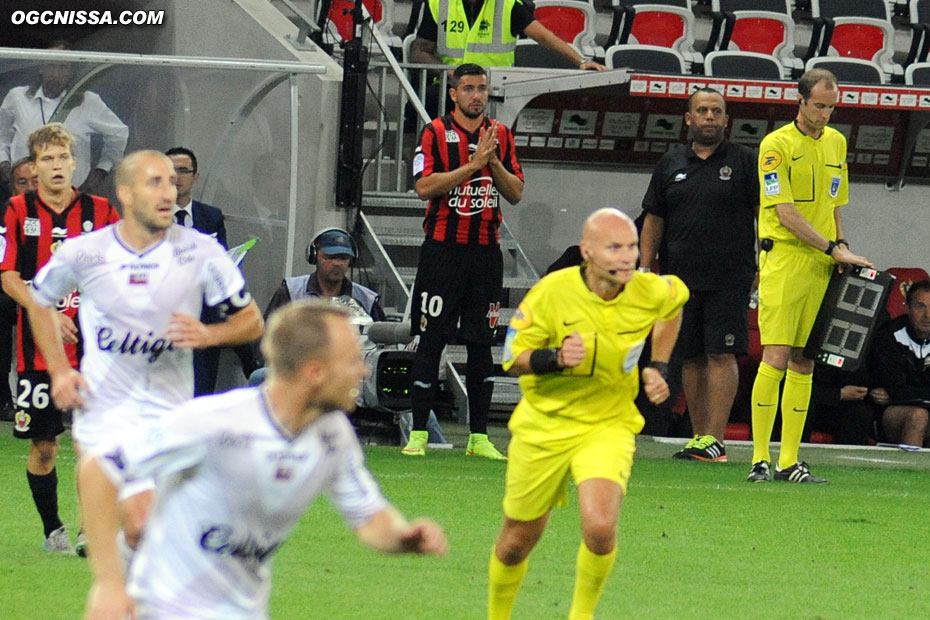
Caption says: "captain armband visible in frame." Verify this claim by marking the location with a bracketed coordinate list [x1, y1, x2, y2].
[213, 287, 253, 319]
[529, 348, 562, 374]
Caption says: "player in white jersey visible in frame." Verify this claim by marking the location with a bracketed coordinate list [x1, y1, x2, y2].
[79, 300, 449, 620]
[26, 150, 264, 551]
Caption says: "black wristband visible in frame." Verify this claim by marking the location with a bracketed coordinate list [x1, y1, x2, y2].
[529, 348, 562, 374]
[836, 238, 849, 248]
[647, 361, 669, 380]
[824, 240, 836, 256]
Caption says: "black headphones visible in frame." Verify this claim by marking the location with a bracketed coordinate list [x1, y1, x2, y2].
[306, 227, 358, 265]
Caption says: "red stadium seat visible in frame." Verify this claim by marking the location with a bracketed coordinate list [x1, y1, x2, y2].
[810, 0, 902, 80]
[830, 22, 889, 61]
[532, 0, 602, 58]
[326, 0, 401, 46]
[711, 1, 802, 77]
[885, 267, 930, 318]
[619, 4, 702, 66]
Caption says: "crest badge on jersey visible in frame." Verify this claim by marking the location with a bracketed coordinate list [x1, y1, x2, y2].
[763, 172, 780, 196]
[83, 220, 94, 233]
[23, 217, 40, 236]
[829, 175, 841, 198]
[719, 166, 732, 181]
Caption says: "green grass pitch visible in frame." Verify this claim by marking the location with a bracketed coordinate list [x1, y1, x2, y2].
[1, 424, 929, 619]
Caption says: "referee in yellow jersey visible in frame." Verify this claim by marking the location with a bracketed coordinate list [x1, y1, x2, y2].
[748, 69, 871, 484]
[488, 208, 689, 620]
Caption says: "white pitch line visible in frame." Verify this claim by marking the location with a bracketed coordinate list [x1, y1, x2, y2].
[837, 455, 912, 465]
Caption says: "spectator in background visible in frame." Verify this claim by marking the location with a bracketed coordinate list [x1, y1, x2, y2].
[165, 147, 233, 396]
[870, 280, 930, 447]
[640, 88, 759, 463]
[0, 157, 39, 421]
[410, 0, 605, 70]
[0, 40, 128, 194]
[9, 157, 38, 196]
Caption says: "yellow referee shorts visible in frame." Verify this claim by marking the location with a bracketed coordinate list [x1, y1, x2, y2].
[758, 243, 833, 347]
[502, 417, 638, 522]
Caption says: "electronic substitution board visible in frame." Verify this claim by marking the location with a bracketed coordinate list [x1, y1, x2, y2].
[804, 266, 894, 371]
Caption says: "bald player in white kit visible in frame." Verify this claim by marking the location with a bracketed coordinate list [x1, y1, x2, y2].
[26, 150, 264, 553]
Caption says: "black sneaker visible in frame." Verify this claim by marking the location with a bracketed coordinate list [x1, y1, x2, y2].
[774, 461, 828, 484]
[747, 460, 771, 483]
[672, 435, 727, 462]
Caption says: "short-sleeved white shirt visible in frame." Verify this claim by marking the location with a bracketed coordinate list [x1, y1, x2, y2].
[30, 224, 248, 449]
[98, 387, 387, 620]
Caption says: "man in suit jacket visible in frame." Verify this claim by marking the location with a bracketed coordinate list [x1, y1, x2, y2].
[166, 147, 238, 395]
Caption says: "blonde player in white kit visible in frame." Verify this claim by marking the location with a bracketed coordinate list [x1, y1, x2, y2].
[27, 150, 264, 552]
[79, 301, 449, 620]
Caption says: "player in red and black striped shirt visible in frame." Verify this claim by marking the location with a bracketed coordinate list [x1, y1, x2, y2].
[404, 63, 524, 459]
[0, 122, 119, 554]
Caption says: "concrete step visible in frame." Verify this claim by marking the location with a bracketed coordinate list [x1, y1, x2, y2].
[396, 267, 535, 290]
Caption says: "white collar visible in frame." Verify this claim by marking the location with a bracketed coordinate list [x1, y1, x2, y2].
[32, 86, 66, 104]
[173, 199, 193, 213]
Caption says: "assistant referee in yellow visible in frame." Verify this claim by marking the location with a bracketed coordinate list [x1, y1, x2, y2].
[748, 69, 871, 484]
[488, 208, 688, 620]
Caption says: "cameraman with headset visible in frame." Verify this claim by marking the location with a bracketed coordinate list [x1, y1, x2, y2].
[249, 228, 446, 443]
[249, 228, 384, 386]
[263, 227, 385, 322]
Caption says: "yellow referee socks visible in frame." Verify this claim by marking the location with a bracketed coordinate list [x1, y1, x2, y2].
[568, 542, 617, 620]
[751, 362, 785, 464]
[488, 548, 529, 620]
[778, 369, 813, 470]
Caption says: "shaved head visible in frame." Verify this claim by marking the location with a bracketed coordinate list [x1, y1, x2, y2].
[582, 208, 637, 244]
[116, 150, 173, 189]
[579, 208, 639, 293]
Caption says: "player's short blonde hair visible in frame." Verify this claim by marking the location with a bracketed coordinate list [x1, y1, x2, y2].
[261, 300, 350, 378]
[27, 122, 75, 160]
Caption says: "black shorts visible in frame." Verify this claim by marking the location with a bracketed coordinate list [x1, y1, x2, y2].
[409, 239, 503, 344]
[12, 372, 66, 441]
[676, 285, 750, 358]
